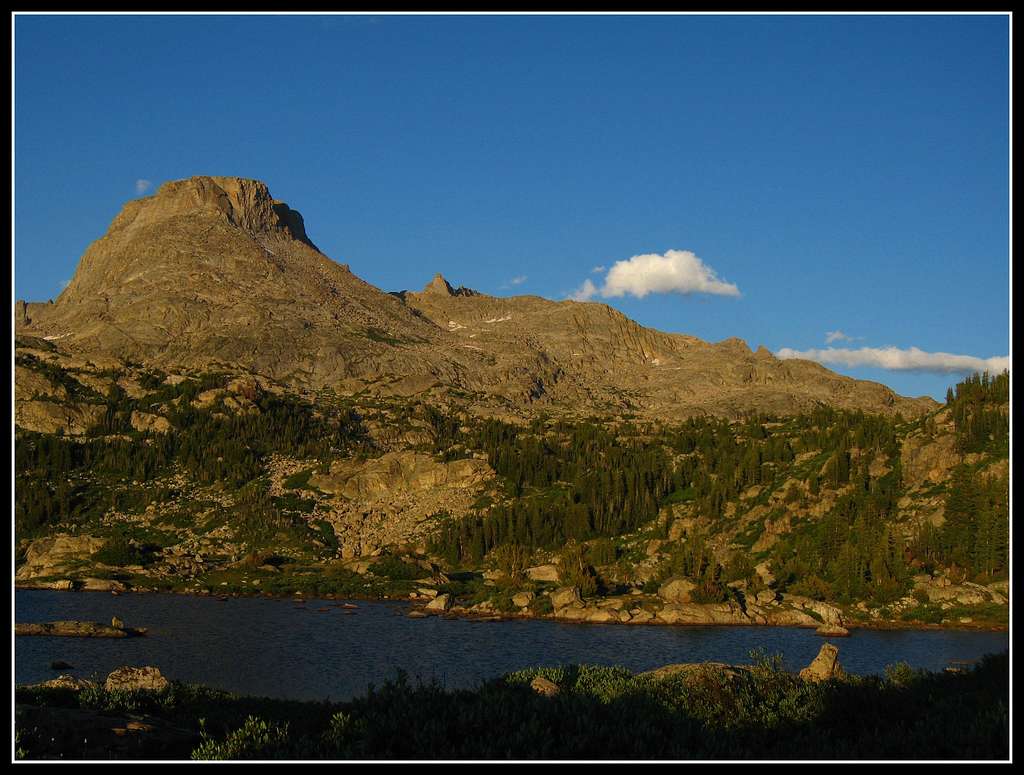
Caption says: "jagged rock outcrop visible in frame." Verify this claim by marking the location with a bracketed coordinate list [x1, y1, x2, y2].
[14, 400, 106, 436]
[16, 534, 107, 580]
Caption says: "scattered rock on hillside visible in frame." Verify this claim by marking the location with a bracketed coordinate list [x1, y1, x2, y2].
[526, 564, 559, 582]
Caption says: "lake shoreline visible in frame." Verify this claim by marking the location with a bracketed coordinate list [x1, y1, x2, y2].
[14, 582, 1008, 634]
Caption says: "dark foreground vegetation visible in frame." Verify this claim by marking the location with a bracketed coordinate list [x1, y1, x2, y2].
[15, 651, 1008, 760]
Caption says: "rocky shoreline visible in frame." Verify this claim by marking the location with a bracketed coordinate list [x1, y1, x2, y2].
[14, 580, 1007, 634]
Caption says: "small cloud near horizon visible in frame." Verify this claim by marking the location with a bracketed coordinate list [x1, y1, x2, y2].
[570, 249, 740, 301]
[824, 330, 862, 344]
[569, 278, 599, 301]
[135, 179, 152, 195]
[776, 345, 1009, 375]
[499, 275, 528, 290]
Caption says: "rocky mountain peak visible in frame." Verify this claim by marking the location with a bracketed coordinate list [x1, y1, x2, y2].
[105, 176, 317, 251]
[421, 273, 477, 297]
[423, 273, 457, 295]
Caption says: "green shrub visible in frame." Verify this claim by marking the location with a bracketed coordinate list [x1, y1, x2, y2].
[369, 555, 424, 581]
[790, 575, 832, 601]
[690, 577, 730, 604]
[528, 595, 554, 616]
[192, 715, 293, 760]
[282, 468, 316, 491]
[489, 543, 529, 584]
[557, 542, 598, 597]
[93, 534, 152, 567]
[587, 538, 618, 566]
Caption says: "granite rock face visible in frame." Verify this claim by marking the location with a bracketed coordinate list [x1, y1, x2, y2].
[16, 534, 107, 580]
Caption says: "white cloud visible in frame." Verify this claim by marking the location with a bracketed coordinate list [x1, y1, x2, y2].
[569, 278, 599, 301]
[825, 330, 859, 344]
[135, 179, 152, 195]
[574, 250, 740, 301]
[591, 265, 606, 274]
[776, 345, 1009, 375]
[499, 275, 528, 290]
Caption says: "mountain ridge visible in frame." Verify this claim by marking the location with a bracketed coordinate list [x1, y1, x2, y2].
[15, 175, 937, 420]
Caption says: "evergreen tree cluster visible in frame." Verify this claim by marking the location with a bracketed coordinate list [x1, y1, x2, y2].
[946, 370, 1009, 456]
[429, 417, 676, 562]
[15, 375, 370, 538]
[912, 465, 1009, 581]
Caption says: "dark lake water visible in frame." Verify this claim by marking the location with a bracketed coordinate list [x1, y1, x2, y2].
[15, 589, 1008, 702]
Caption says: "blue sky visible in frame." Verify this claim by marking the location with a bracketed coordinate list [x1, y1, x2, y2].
[13, 13, 1010, 401]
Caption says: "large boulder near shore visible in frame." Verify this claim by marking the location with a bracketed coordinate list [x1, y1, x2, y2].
[425, 593, 452, 611]
[104, 666, 170, 693]
[656, 601, 749, 625]
[799, 643, 844, 682]
[512, 591, 535, 608]
[550, 587, 584, 610]
[658, 577, 696, 604]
